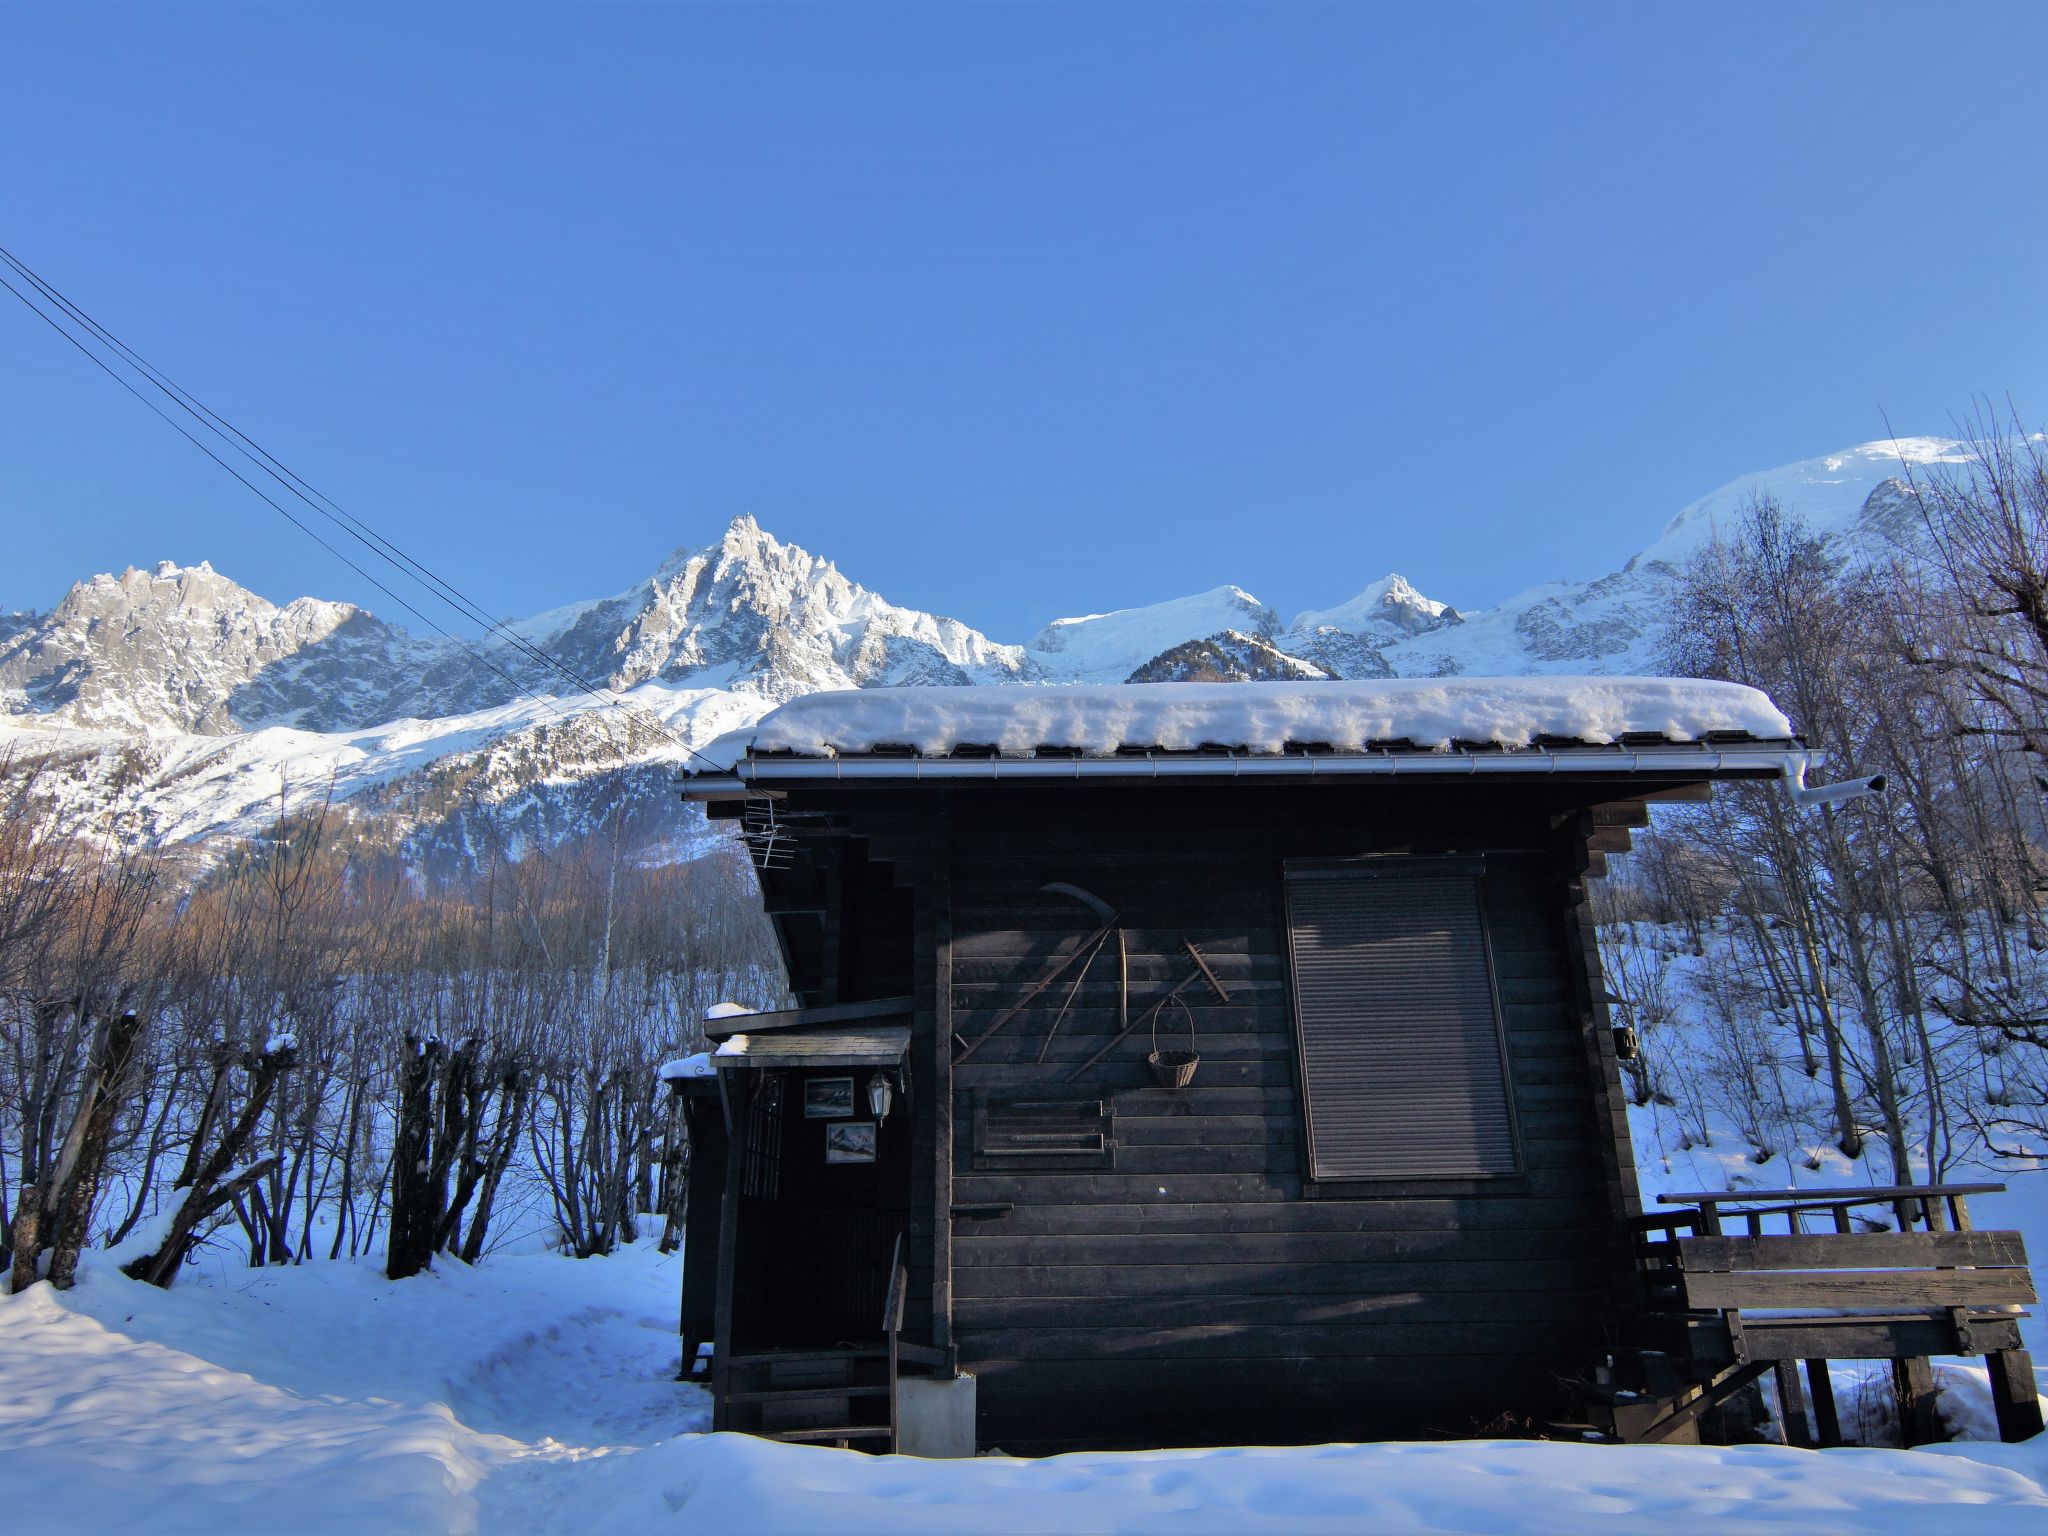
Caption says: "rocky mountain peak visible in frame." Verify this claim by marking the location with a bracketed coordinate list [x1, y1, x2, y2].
[5, 559, 370, 735]
[1289, 573, 1458, 639]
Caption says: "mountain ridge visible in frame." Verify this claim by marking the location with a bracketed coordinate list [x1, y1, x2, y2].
[0, 435, 1963, 858]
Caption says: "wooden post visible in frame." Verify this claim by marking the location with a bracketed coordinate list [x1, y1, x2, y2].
[929, 858, 954, 1360]
[1893, 1356, 1942, 1447]
[1772, 1360, 1814, 1448]
[710, 1074, 750, 1433]
[1805, 1360, 1843, 1448]
[1987, 1350, 2045, 1444]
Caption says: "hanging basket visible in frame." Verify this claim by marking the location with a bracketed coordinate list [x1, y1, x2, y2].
[1147, 994, 1200, 1088]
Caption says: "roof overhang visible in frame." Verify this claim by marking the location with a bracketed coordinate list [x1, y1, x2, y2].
[712, 1025, 911, 1069]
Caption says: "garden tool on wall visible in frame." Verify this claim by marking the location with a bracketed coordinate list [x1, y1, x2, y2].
[1064, 937, 1228, 1082]
[953, 882, 1123, 1065]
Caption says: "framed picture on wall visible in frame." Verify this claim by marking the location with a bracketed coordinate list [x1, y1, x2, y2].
[824, 1121, 878, 1164]
[803, 1076, 855, 1119]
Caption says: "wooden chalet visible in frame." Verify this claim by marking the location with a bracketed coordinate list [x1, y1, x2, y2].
[675, 679, 2042, 1455]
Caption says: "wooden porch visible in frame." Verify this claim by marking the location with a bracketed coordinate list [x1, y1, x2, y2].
[1590, 1183, 2043, 1446]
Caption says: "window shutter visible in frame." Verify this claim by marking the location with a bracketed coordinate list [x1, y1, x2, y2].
[1284, 865, 1519, 1180]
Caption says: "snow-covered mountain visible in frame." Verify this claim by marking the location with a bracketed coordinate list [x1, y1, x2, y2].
[0, 436, 1968, 860]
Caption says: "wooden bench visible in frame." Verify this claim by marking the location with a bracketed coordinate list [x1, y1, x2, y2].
[1627, 1184, 2043, 1446]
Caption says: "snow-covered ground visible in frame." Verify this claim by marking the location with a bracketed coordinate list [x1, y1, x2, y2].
[6, 1233, 2048, 1534]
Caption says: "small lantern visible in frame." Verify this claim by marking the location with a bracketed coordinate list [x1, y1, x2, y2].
[866, 1070, 895, 1123]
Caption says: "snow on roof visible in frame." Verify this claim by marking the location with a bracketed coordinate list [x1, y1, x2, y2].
[657, 1053, 715, 1082]
[695, 678, 1793, 769]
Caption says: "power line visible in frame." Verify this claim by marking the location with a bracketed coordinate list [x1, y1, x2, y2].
[1, 244, 607, 705]
[0, 267, 591, 741]
[0, 245, 724, 772]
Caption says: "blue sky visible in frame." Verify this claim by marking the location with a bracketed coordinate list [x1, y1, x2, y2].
[4, 2, 2045, 642]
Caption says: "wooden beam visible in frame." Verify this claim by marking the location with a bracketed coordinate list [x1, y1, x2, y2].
[1591, 802, 1653, 830]
[1772, 1360, 1814, 1447]
[703, 995, 916, 1041]
[1637, 1361, 1772, 1443]
[1988, 1350, 2046, 1443]
[1805, 1360, 1843, 1448]
[710, 1078, 748, 1433]
[1893, 1356, 1942, 1447]
[1679, 1267, 2035, 1310]
[1677, 1231, 2027, 1272]
[929, 853, 956, 1358]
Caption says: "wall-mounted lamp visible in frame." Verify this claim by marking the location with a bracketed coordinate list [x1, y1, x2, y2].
[866, 1070, 895, 1123]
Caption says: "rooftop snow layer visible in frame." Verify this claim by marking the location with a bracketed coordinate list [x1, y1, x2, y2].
[697, 678, 1794, 768]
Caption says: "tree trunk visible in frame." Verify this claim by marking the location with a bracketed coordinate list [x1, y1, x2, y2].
[386, 1038, 440, 1281]
[124, 1045, 295, 1288]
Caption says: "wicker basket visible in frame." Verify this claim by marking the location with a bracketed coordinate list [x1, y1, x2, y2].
[1147, 995, 1199, 1087]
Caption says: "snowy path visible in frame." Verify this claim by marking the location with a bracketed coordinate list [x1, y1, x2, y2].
[4, 1239, 2048, 1533]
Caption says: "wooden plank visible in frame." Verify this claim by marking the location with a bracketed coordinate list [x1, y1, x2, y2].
[952, 1138, 1597, 1178]
[952, 1256, 1602, 1299]
[1679, 1267, 2036, 1310]
[1655, 1182, 2007, 1206]
[955, 1319, 1610, 1360]
[952, 1226, 1597, 1267]
[1715, 1313, 2024, 1364]
[1098, 1109, 1592, 1150]
[954, 1287, 1606, 1330]
[1677, 1231, 2028, 1273]
[953, 1352, 1583, 1396]
[957, 1058, 1301, 1090]
[950, 1166, 1600, 1204]
[932, 1195, 1608, 1236]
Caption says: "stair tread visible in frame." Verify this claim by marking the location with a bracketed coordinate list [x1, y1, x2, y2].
[731, 1347, 888, 1363]
[766, 1425, 894, 1442]
[727, 1385, 892, 1404]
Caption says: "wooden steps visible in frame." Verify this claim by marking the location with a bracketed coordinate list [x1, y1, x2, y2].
[770, 1425, 895, 1443]
[719, 1346, 897, 1448]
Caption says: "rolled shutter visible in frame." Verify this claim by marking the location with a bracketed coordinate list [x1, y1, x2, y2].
[1284, 864, 1519, 1180]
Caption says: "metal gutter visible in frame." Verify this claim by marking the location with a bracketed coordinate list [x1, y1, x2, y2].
[681, 743, 1813, 796]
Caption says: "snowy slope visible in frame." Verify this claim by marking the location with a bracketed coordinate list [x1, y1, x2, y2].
[0, 684, 771, 855]
[3, 1236, 2047, 1535]
[1027, 585, 1281, 682]
[0, 436, 1967, 857]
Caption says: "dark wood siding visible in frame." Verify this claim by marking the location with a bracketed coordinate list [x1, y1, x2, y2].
[724, 781, 1663, 1451]
[1284, 863, 1519, 1181]
[932, 785, 1627, 1453]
